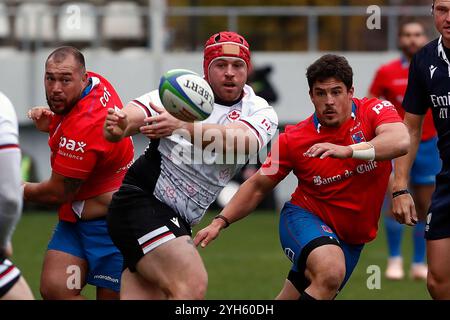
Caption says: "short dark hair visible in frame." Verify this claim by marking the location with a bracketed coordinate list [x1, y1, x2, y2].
[306, 54, 353, 91]
[46, 46, 86, 71]
[398, 19, 426, 37]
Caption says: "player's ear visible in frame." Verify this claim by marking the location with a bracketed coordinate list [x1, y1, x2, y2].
[81, 70, 88, 84]
[348, 86, 355, 98]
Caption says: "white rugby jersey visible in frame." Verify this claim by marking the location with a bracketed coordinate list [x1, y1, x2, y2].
[0, 92, 19, 147]
[131, 85, 278, 226]
[0, 92, 22, 249]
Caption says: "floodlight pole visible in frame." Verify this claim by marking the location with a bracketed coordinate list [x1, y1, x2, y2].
[150, 0, 166, 87]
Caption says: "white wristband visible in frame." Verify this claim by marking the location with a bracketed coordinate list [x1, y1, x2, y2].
[350, 142, 375, 161]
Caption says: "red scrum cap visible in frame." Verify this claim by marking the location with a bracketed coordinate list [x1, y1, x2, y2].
[203, 31, 251, 80]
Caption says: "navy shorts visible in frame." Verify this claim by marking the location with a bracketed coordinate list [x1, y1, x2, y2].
[47, 219, 123, 292]
[426, 164, 450, 240]
[279, 202, 364, 293]
[411, 137, 441, 185]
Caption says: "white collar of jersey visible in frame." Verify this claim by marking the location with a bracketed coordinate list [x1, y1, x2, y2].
[313, 102, 356, 133]
[437, 36, 450, 77]
[84, 76, 100, 96]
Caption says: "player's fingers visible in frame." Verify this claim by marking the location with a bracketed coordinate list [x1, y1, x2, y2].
[312, 146, 327, 158]
[200, 232, 215, 248]
[392, 204, 405, 224]
[107, 108, 116, 115]
[105, 117, 118, 126]
[306, 144, 320, 155]
[193, 230, 208, 247]
[145, 114, 166, 124]
[149, 102, 165, 114]
[409, 203, 418, 226]
[319, 150, 334, 159]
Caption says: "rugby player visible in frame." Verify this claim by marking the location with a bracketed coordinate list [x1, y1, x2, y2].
[393, 0, 450, 299]
[104, 31, 278, 299]
[25, 47, 134, 299]
[0, 92, 34, 300]
[369, 19, 439, 281]
[195, 54, 410, 300]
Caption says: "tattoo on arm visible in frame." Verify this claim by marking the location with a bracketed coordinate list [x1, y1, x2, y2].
[63, 177, 83, 199]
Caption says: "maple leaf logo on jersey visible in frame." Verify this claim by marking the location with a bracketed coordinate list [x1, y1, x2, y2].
[351, 131, 366, 144]
[227, 109, 241, 121]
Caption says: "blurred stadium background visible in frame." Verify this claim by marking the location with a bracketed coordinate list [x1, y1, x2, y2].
[1, 0, 436, 299]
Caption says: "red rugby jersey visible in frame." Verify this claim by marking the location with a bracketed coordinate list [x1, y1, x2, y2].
[48, 72, 134, 222]
[369, 58, 436, 141]
[261, 98, 402, 244]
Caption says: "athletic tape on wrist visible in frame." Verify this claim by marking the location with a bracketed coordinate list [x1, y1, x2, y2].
[350, 142, 375, 161]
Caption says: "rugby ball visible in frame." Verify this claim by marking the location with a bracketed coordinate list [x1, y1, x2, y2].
[159, 69, 214, 122]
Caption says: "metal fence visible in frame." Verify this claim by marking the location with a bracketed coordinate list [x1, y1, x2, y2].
[0, 2, 436, 52]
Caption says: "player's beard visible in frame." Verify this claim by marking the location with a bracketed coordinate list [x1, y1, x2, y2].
[46, 93, 79, 115]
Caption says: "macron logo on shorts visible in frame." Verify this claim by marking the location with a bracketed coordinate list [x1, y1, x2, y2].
[138, 226, 176, 255]
[170, 217, 180, 228]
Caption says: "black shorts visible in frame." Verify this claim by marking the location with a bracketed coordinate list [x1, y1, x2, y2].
[426, 165, 450, 240]
[107, 183, 192, 272]
[0, 257, 21, 298]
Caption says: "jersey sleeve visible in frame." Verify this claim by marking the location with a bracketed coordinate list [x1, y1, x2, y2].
[365, 99, 403, 131]
[260, 133, 292, 181]
[129, 91, 162, 118]
[238, 105, 278, 150]
[0, 149, 22, 249]
[0, 93, 19, 147]
[402, 54, 429, 115]
[52, 121, 103, 180]
[368, 67, 386, 98]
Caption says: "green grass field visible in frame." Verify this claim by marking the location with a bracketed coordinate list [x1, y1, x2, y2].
[11, 210, 430, 300]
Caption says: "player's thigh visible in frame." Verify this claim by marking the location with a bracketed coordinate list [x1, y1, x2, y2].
[96, 287, 119, 300]
[41, 249, 88, 295]
[279, 202, 363, 291]
[279, 203, 344, 285]
[136, 235, 207, 292]
[2, 276, 34, 300]
[427, 238, 450, 281]
[426, 169, 450, 241]
[120, 268, 166, 300]
[79, 219, 123, 295]
[305, 244, 346, 281]
[108, 184, 205, 288]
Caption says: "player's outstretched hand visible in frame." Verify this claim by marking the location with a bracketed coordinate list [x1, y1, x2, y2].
[194, 221, 223, 249]
[304, 142, 353, 159]
[104, 108, 128, 142]
[27, 106, 54, 132]
[392, 193, 418, 226]
[140, 103, 183, 139]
